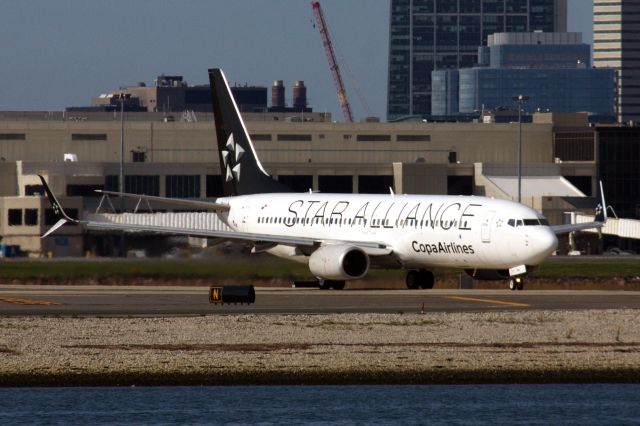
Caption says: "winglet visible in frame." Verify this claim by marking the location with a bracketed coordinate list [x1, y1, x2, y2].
[38, 175, 78, 237]
[595, 180, 607, 223]
[42, 218, 69, 239]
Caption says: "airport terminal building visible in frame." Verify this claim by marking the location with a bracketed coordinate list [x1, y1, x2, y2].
[0, 109, 609, 257]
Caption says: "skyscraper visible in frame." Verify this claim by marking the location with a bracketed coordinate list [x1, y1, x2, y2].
[594, 0, 640, 123]
[387, 0, 568, 121]
[431, 32, 615, 117]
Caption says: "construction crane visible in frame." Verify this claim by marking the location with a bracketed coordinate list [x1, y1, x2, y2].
[311, 0, 354, 122]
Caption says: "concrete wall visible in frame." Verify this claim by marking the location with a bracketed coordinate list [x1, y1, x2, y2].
[0, 120, 555, 167]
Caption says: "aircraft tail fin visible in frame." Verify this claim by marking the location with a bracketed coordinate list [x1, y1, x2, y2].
[595, 180, 607, 223]
[208, 68, 291, 196]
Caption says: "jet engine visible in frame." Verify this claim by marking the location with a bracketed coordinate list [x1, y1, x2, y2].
[308, 245, 370, 280]
[464, 269, 510, 281]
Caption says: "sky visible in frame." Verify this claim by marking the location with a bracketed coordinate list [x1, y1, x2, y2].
[0, 0, 593, 120]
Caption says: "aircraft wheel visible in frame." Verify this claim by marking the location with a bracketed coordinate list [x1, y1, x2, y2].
[419, 270, 435, 289]
[330, 281, 346, 290]
[319, 279, 345, 290]
[509, 276, 525, 291]
[318, 279, 331, 290]
[509, 278, 517, 291]
[406, 270, 420, 289]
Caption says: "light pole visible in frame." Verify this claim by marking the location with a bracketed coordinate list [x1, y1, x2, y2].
[513, 95, 529, 203]
[114, 93, 130, 256]
[114, 93, 130, 201]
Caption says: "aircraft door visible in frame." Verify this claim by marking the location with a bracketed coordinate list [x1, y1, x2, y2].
[240, 204, 251, 232]
[481, 211, 495, 243]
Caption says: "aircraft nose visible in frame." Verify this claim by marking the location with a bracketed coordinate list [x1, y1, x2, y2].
[535, 227, 558, 257]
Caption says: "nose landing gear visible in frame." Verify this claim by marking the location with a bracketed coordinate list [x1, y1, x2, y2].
[509, 276, 525, 291]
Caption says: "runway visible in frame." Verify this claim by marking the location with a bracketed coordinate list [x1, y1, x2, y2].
[0, 285, 639, 316]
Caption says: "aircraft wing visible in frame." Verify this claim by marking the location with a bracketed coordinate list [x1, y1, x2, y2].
[39, 175, 392, 255]
[95, 190, 230, 212]
[84, 219, 390, 252]
[549, 222, 604, 235]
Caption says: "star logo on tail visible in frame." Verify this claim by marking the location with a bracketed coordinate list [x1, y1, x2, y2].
[221, 133, 244, 182]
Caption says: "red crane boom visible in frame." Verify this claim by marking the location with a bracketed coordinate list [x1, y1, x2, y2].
[311, 0, 354, 122]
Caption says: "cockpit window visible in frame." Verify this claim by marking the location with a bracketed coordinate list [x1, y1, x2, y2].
[508, 217, 550, 227]
[507, 217, 549, 227]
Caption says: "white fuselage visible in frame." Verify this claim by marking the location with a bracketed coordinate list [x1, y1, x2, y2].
[219, 193, 558, 270]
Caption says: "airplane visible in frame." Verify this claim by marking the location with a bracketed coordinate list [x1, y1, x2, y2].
[38, 68, 607, 291]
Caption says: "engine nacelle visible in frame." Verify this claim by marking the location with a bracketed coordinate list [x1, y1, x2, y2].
[464, 269, 510, 281]
[308, 245, 370, 280]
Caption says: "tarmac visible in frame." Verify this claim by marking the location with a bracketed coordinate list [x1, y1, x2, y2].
[1, 285, 639, 386]
[0, 285, 639, 316]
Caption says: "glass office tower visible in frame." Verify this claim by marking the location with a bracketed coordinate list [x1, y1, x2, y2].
[387, 0, 567, 120]
[431, 32, 615, 117]
[594, 0, 640, 123]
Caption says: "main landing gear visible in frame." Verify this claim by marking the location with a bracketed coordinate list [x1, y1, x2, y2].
[318, 279, 346, 290]
[509, 276, 525, 291]
[406, 269, 435, 289]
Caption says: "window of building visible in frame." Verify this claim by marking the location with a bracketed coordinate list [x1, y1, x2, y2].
[564, 176, 593, 197]
[554, 132, 595, 161]
[277, 134, 312, 141]
[397, 135, 431, 142]
[356, 135, 391, 142]
[67, 185, 104, 197]
[358, 175, 393, 194]
[278, 175, 313, 192]
[25, 185, 44, 196]
[166, 175, 200, 198]
[105, 175, 118, 192]
[8, 209, 22, 226]
[104, 176, 159, 196]
[24, 209, 38, 226]
[206, 175, 224, 197]
[127, 176, 160, 196]
[0, 133, 25, 140]
[319, 175, 353, 193]
[447, 176, 474, 195]
[131, 151, 146, 162]
[71, 133, 107, 141]
[250, 134, 272, 141]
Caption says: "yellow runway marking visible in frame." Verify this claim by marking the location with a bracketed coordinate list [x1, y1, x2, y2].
[445, 296, 529, 308]
[0, 297, 61, 306]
